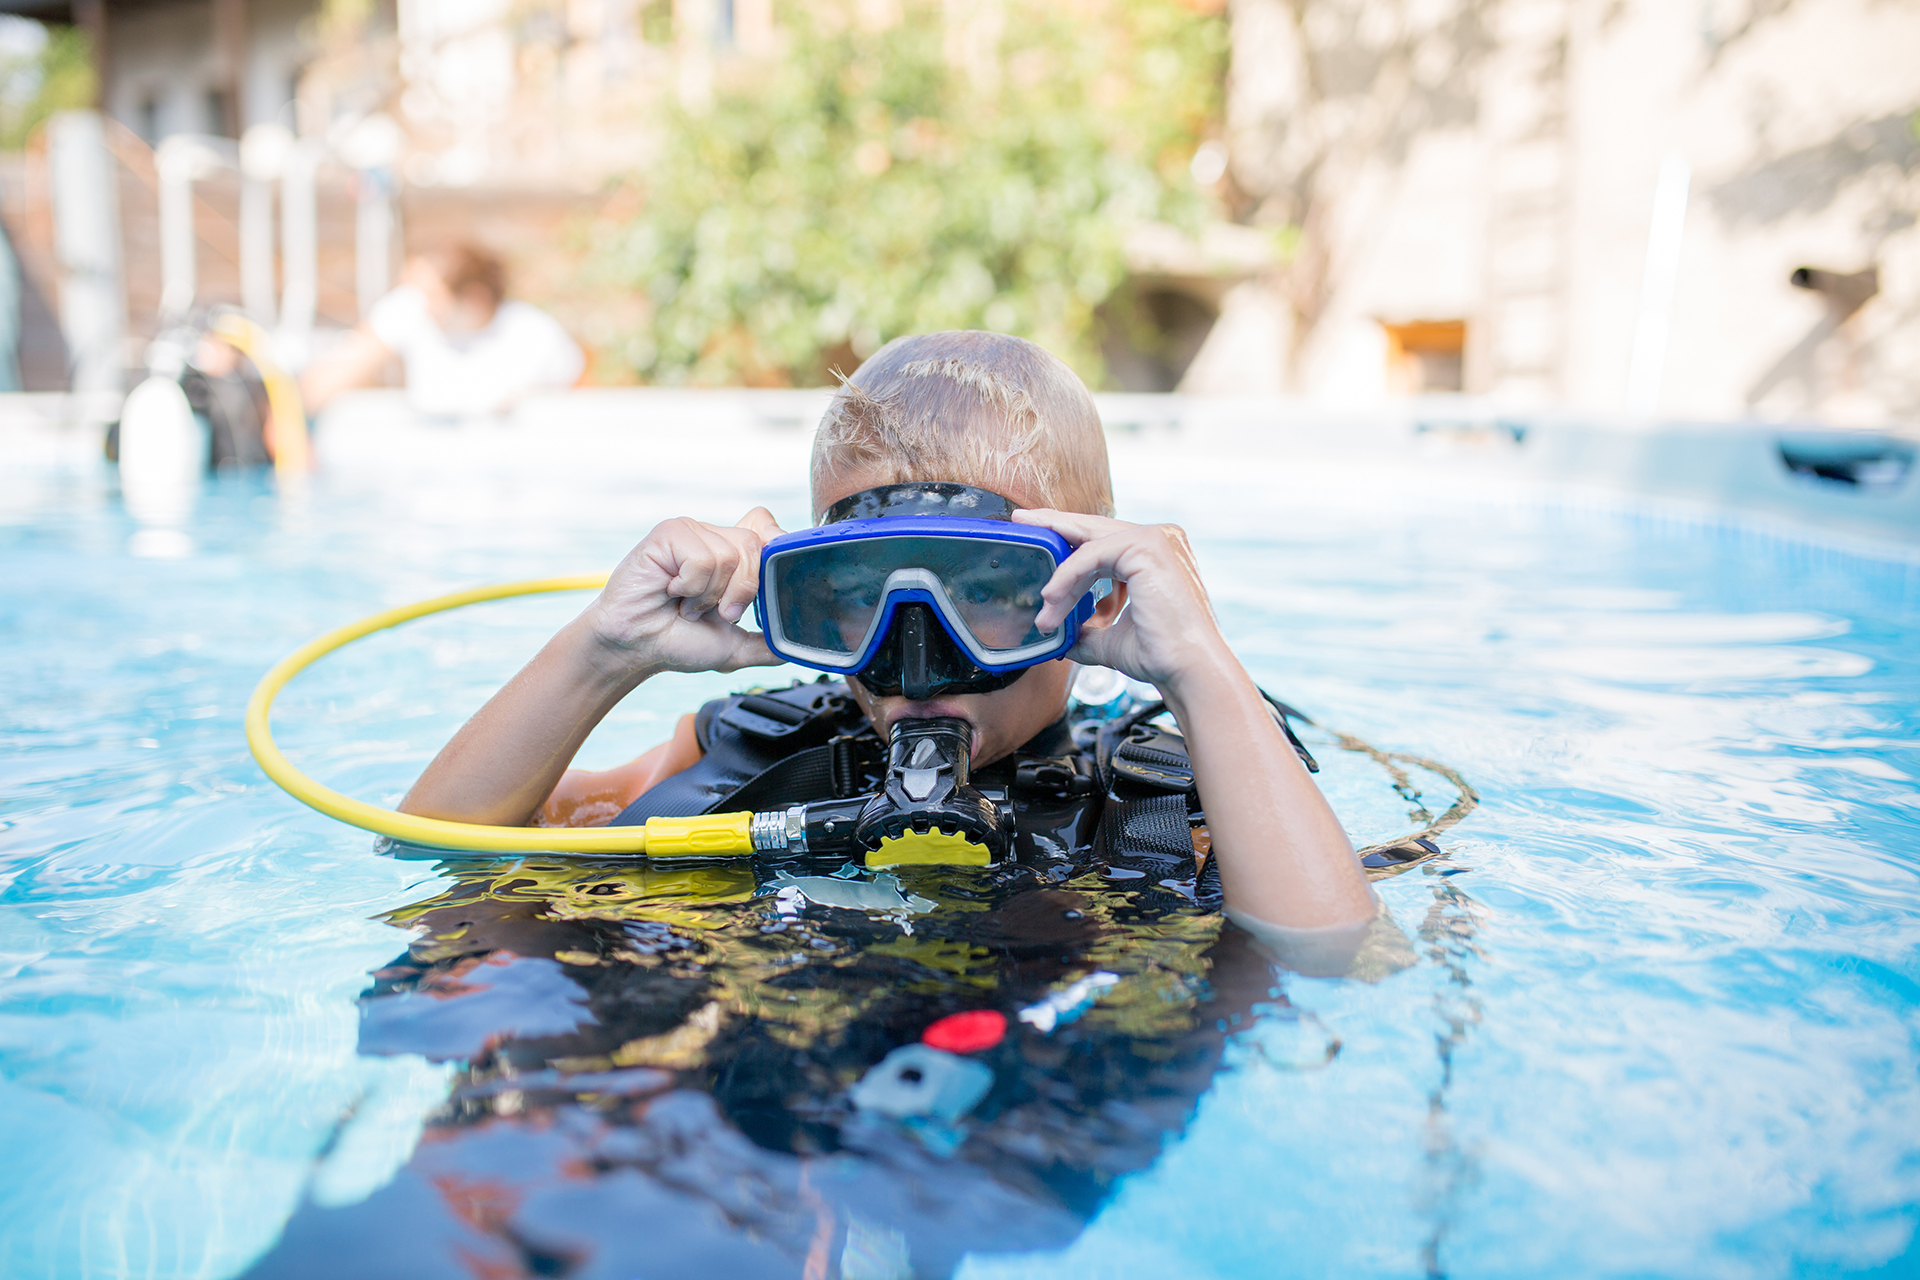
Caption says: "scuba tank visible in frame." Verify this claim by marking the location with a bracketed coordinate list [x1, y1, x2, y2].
[110, 309, 310, 491]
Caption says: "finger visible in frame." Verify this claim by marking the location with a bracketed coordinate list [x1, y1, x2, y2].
[1010, 507, 1131, 547]
[694, 521, 776, 623]
[1032, 535, 1130, 632]
[713, 525, 765, 623]
[716, 624, 780, 672]
[663, 527, 725, 615]
[668, 524, 742, 619]
[1044, 520, 1213, 629]
[1065, 623, 1126, 675]
[625, 518, 699, 594]
[641, 519, 711, 599]
[684, 525, 759, 620]
[735, 506, 788, 542]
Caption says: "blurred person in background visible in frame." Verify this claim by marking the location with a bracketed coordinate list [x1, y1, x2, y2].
[107, 317, 284, 473]
[185, 328, 271, 469]
[301, 243, 584, 419]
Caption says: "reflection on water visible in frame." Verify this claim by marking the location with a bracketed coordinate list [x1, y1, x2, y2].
[1414, 865, 1488, 1280]
[247, 855, 1291, 1278]
[9, 437, 1920, 1279]
[236, 719, 1470, 1278]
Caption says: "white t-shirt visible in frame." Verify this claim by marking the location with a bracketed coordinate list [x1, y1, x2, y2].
[366, 285, 585, 417]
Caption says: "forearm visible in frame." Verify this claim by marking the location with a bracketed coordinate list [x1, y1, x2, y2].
[299, 331, 390, 415]
[400, 614, 649, 826]
[1160, 647, 1374, 929]
[537, 714, 702, 828]
[1007, 506, 1375, 931]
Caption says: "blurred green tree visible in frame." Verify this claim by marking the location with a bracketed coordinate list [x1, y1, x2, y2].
[0, 21, 94, 151]
[596, 0, 1227, 387]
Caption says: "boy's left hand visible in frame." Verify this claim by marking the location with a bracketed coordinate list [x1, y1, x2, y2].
[1011, 508, 1231, 692]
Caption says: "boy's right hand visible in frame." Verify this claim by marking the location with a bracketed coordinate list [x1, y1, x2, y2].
[581, 507, 787, 677]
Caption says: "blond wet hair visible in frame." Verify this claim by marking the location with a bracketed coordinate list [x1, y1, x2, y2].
[810, 331, 1114, 521]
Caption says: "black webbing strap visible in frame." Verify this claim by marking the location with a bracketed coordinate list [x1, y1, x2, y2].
[1106, 794, 1195, 868]
[1193, 849, 1223, 908]
[721, 744, 841, 813]
[612, 742, 848, 824]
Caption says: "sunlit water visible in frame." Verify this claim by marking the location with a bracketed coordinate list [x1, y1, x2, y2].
[3, 407, 1919, 1279]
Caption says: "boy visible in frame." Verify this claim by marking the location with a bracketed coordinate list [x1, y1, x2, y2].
[301, 243, 584, 418]
[402, 329, 1376, 948]
[250, 332, 1391, 1277]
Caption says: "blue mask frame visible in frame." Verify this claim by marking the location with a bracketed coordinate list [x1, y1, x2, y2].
[754, 514, 1101, 679]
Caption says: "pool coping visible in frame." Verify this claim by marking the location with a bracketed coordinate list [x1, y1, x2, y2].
[5, 387, 1917, 558]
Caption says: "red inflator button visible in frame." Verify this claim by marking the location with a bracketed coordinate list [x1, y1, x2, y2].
[921, 1009, 1007, 1054]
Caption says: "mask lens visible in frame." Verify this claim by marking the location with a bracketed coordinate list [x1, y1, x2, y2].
[769, 534, 1062, 663]
[771, 542, 887, 659]
[928, 540, 1057, 652]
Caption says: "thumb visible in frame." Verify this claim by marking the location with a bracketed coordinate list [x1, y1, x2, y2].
[736, 506, 787, 542]
[719, 626, 780, 672]
[1066, 620, 1127, 674]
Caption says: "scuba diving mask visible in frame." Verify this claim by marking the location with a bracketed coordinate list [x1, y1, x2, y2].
[755, 482, 1105, 701]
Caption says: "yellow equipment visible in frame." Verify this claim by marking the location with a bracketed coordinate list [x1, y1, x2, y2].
[244, 576, 758, 856]
[209, 311, 312, 476]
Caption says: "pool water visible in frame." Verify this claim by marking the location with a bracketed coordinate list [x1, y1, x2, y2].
[4, 406, 1919, 1279]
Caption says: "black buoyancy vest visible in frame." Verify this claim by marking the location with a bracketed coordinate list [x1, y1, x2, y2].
[609, 679, 878, 824]
[607, 678, 1227, 903]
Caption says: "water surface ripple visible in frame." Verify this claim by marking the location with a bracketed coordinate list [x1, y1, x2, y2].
[2, 426, 1918, 1279]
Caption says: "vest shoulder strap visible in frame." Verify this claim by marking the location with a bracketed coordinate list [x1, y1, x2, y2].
[610, 680, 873, 825]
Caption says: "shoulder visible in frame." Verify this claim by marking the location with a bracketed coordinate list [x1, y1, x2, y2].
[493, 301, 575, 344]
[488, 302, 583, 379]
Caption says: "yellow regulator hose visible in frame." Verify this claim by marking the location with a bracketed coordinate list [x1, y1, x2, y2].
[245, 577, 756, 856]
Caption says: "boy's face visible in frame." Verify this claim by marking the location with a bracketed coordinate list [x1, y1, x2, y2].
[814, 464, 1101, 767]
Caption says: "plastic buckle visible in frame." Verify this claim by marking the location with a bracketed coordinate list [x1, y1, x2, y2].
[1109, 725, 1194, 793]
[1012, 755, 1096, 799]
[719, 688, 850, 743]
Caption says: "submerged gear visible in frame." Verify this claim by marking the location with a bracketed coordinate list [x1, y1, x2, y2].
[251, 670, 1472, 1274]
[755, 482, 1105, 701]
[853, 716, 1005, 864]
[254, 846, 1298, 1278]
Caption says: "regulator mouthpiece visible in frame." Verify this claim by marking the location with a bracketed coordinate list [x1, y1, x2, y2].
[738, 718, 1007, 867]
[853, 717, 1006, 866]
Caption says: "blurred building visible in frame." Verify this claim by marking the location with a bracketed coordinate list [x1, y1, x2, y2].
[0, 0, 1911, 424]
[1215, 0, 1920, 424]
[0, 0, 679, 175]
[0, 0, 693, 390]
